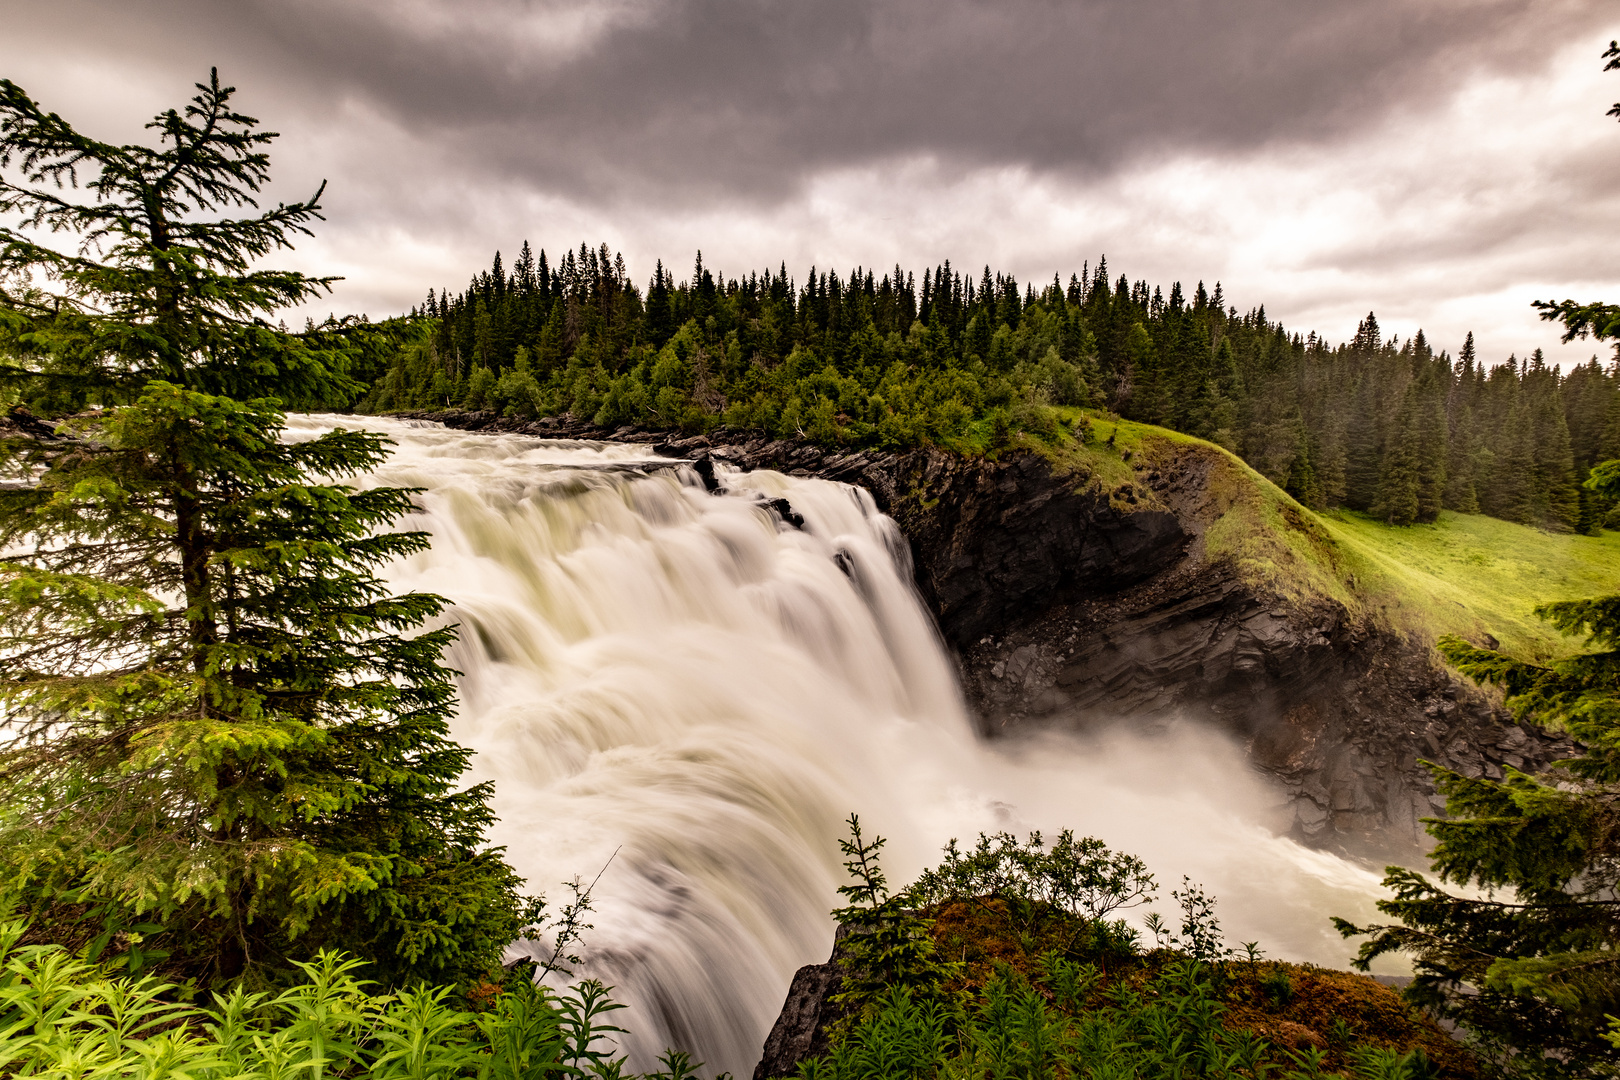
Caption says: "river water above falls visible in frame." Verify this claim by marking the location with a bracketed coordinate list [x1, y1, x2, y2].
[287, 415, 1391, 1075]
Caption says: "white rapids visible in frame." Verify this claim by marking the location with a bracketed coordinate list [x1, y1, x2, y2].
[285, 415, 1391, 1076]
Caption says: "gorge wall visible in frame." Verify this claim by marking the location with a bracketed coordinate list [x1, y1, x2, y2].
[408, 410, 1574, 859]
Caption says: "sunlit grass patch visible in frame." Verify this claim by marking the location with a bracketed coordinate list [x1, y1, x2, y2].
[1319, 510, 1620, 663]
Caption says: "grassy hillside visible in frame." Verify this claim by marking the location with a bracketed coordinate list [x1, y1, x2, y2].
[1044, 410, 1620, 664]
[1320, 510, 1620, 663]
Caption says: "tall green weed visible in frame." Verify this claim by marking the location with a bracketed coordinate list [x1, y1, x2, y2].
[0, 914, 707, 1079]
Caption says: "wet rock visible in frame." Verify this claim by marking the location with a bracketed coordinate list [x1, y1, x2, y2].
[751, 937, 852, 1080]
[763, 498, 805, 529]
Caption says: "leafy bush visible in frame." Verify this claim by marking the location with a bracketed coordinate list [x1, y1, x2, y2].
[807, 819, 1471, 1080]
[907, 829, 1155, 955]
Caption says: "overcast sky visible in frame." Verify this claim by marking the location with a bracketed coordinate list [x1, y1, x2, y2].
[3, 0, 1617, 365]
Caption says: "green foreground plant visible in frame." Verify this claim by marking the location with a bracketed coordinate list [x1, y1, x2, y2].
[802, 960, 1440, 1080]
[800, 819, 1452, 1080]
[0, 910, 723, 1080]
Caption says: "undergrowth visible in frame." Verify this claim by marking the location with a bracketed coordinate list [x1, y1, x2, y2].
[787, 819, 1475, 1080]
[0, 916, 714, 1079]
[0, 815, 1483, 1080]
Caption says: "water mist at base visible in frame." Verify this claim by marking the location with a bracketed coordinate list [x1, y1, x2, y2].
[288, 416, 1393, 1076]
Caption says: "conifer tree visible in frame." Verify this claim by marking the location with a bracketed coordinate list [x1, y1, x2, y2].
[1560, 358, 1612, 473]
[0, 72, 531, 987]
[1338, 466, 1620, 1074]
[1482, 374, 1536, 523]
[1342, 376, 1383, 510]
[0, 386, 531, 986]
[1444, 408, 1482, 514]
[0, 70, 377, 411]
[1532, 393, 1580, 531]
[1414, 363, 1448, 522]
[1118, 322, 1158, 416]
[1372, 417, 1421, 525]
[1284, 440, 1322, 509]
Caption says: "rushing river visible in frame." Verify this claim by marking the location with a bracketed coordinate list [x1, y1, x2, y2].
[286, 415, 1389, 1075]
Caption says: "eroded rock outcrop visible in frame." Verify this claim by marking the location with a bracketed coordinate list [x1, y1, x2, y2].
[750, 949, 847, 1080]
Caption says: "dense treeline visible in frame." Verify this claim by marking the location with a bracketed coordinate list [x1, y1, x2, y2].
[367, 243, 1616, 532]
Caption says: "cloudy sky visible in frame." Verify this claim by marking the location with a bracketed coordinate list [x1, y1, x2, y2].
[3, 0, 1617, 365]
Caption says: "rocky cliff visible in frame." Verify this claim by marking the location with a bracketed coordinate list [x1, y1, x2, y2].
[405, 410, 1573, 859]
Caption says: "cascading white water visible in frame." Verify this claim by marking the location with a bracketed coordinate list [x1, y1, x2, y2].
[287, 415, 1392, 1076]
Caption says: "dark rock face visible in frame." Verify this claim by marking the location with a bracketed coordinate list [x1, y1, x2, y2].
[402, 410, 1573, 858]
[959, 560, 1572, 858]
[751, 958, 845, 1080]
[860, 451, 1188, 646]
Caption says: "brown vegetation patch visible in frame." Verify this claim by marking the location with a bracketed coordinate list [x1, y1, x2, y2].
[923, 899, 1478, 1079]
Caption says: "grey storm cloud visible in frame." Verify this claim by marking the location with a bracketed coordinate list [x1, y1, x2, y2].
[4, 0, 1616, 364]
[7, 0, 1612, 207]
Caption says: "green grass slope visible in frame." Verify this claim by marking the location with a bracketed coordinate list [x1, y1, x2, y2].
[1320, 510, 1620, 663]
[1041, 410, 1620, 664]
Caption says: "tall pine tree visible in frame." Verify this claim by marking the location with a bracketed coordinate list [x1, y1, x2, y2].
[0, 72, 532, 987]
[0, 70, 381, 410]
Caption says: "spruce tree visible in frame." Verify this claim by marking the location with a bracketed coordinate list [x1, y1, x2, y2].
[1443, 408, 1482, 514]
[1372, 381, 1423, 525]
[1284, 440, 1322, 509]
[0, 72, 531, 987]
[1597, 388, 1620, 466]
[1342, 376, 1383, 510]
[0, 70, 376, 410]
[1534, 395, 1580, 531]
[1482, 371, 1536, 524]
[1414, 363, 1448, 522]
[0, 387, 531, 986]
[1337, 467, 1620, 1073]
[1560, 358, 1612, 472]
[1121, 322, 1162, 423]
[1519, 351, 1579, 531]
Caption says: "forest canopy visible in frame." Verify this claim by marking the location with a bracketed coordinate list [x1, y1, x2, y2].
[367, 244, 1613, 533]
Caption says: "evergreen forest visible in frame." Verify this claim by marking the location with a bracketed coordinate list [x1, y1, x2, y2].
[366, 245, 1616, 532]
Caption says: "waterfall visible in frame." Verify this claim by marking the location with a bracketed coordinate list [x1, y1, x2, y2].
[286, 415, 1390, 1076]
